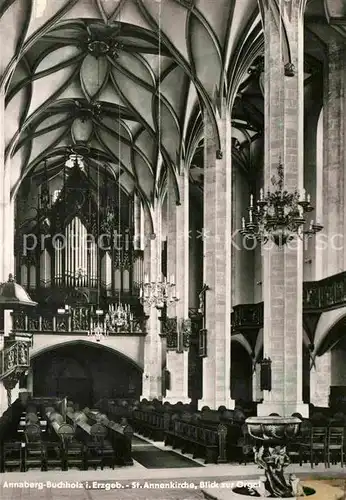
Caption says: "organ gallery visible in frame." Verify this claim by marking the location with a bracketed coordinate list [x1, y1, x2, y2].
[0, 0, 346, 488]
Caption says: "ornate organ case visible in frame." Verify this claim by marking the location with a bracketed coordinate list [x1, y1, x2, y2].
[15, 163, 143, 306]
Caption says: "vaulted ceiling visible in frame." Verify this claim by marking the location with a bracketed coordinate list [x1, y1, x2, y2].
[0, 0, 340, 210]
[1, 0, 262, 209]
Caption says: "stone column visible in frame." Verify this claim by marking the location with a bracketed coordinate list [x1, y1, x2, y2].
[258, 3, 308, 417]
[11, 382, 19, 404]
[27, 368, 34, 396]
[310, 352, 331, 407]
[0, 90, 14, 283]
[303, 81, 323, 282]
[0, 383, 7, 416]
[322, 39, 346, 275]
[0, 85, 14, 413]
[198, 101, 234, 410]
[308, 44, 346, 405]
[331, 349, 346, 386]
[164, 169, 190, 404]
[141, 205, 163, 400]
[252, 363, 263, 402]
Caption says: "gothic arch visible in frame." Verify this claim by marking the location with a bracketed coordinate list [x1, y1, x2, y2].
[30, 338, 144, 371]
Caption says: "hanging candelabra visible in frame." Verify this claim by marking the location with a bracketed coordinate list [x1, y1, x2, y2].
[240, 162, 323, 246]
[105, 303, 133, 332]
[140, 274, 179, 309]
[88, 306, 105, 341]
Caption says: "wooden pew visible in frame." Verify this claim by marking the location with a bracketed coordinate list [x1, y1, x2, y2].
[132, 408, 166, 440]
[45, 408, 82, 470]
[0, 400, 24, 472]
[85, 409, 133, 466]
[23, 423, 45, 471]
[66, 411, 107, 470]
[130, 403, 245, 464]
[96, 399, 133, 423]
[18, 409, 47, 435]
[164, 417, 227, 464]
[128, 401, 191, 441]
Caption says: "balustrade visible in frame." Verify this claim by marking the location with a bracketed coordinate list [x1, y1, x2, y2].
[5, 273, 346, 337]
[230, 272, 346, 331]
[231, 303, 263, 331]
[303, 271, 346, 311]
[7, 308, 147, 335]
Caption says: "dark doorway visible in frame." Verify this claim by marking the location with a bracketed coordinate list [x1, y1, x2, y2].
[57, 377, 92, 408]
[32, 341, 142, 406]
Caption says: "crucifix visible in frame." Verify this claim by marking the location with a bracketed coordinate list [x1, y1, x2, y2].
[198, 284, 209, 325]
[198, 284, 209, 358]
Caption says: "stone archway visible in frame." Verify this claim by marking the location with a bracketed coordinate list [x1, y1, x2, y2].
[31, 340, 142, 406]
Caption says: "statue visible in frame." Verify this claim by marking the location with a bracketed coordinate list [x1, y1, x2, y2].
[254, 445, 293, 497]
[243, 416, 305, 498]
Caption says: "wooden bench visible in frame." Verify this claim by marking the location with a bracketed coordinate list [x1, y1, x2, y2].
[0, 400, 25, 472]
[131, 409, 166, 440]
[45, 407, 81, 470]
[23, 423, 45, 471]
[84, 409, 133, 466]
[164, 419, 228, 464]
[2, 442, 24, 472]
[67, 411, 108, 470]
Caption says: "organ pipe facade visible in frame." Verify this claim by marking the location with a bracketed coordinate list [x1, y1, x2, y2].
[15, 162, 143, 298]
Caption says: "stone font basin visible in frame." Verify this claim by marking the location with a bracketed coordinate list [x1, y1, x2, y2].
[246, 416, 301, 445]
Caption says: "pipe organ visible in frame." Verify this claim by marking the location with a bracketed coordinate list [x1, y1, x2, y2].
[62, 217, 94, 288]
[18, 224, 143, 294]
[16, 167, 144, 296]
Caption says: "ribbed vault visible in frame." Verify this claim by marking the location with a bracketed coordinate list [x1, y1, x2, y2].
[1, 0, 263, 209]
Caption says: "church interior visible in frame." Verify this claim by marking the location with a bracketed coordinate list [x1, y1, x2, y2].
[1, 0, 346, 491]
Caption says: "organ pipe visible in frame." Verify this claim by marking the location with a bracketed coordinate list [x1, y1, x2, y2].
[133, 194, 141, 250]
[35, 210, 140, 291]
[40, 249, 51, 287]
[29, 265, 36, 289]
[21, 264, 28, 288]
[65, 223, 69, 286]
[105, 252, 111, 289]
[123, 270, 130, 292]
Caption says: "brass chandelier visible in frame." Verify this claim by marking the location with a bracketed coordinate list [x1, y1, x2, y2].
[240, 162, 323, 246]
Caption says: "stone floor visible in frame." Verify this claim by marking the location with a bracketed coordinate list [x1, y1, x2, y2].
[2, 467, 346, 500]
[1, 433, 345, 499]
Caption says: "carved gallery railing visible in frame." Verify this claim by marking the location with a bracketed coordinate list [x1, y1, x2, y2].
[231, 302, 264, 332]
[8, 309, 147, 336]
[232, 271, 346, 331]
[303, 271, 346, 311]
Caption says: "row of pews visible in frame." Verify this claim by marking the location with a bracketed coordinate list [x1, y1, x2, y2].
[0, 398, 134, 472]
[94, 399, 346, 466]
[96, 398, 256, 464]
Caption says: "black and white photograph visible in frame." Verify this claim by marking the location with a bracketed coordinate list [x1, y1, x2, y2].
[0, 0, 345, 498]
